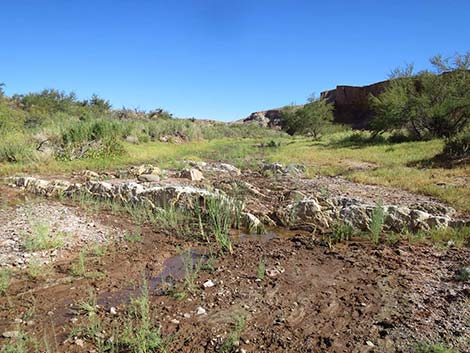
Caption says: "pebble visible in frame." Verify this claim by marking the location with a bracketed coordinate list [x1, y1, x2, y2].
[170, 319, 180, 324]
[183, 313, 191, 318]
[203, 279, 215, 288]
[366, 340, 375, 347]
[2, 331, 20, 338]
[195, 306, 206, 316]
[110, 307, 117, 315]
[75, 338, 84, 347]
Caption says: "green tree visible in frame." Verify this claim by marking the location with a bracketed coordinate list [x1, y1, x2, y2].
[370, 52, 470, 139]
[282, 96, 333, 138]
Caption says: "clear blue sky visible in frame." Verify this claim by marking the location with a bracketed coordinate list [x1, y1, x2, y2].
[1, 0, 469, 121]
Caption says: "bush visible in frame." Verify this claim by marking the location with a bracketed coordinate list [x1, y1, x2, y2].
[443, 127, 470, 158]
[370, 52, 470, 140]
[0, 133, 34, 163]
[282, 96, 333, 138]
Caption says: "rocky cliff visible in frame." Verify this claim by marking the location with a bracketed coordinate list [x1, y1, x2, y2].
[238, 79, 390, 129]
[320, 80, 389, 128]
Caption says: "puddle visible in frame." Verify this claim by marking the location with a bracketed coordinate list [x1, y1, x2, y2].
[97, 249, 206, 307]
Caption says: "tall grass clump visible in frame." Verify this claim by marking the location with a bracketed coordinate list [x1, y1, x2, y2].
[0, 268, 11, 295]
[370, 202, 384, 244]
[120, 279, 167, 353]
[0, 132, 34, 163]
[205, 196, 243, 253]
[23, 223, 65, 251]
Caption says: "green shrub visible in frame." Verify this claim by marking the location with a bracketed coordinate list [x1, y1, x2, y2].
[370, 52, 470, 140]
[282, 96, 334, 138]
[443, 127, 470, 158]
[0, 133, 34, 163]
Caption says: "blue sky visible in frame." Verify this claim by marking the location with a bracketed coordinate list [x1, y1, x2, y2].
[1, 0, 469, 121]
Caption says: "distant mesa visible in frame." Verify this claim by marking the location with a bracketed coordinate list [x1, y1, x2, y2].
[238, 79, 389, 130]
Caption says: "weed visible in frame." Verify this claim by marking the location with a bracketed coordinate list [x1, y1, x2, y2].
[78, 289, 98, 316]
[121, 279, 167, 353]
[201, 249, 217, 273]
[257, 258, 266, 281]
[181, 248, 203, 294]
[0, 268, 11, 295]
[70, 250, 87, 277]
[415, 343, 459, 353]
[386, 232, 401, 245]
[27, 257, 53, 280]
[0, 331, 29, 353]
[92, 244, 107, 257]
[370, 201, 384, 244]
[406, 226, 469, 247]
[124, 228, 143, 243]
[23, 222, 66, 251]
[330, 220, 355, 244]
[457, 266, 470, 281]
[219, 315, 246, 352]
[205, 196, 236, 253]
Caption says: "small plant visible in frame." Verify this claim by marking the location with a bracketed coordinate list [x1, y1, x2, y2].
[27, 257, 53, 280]
[219, 315, 246, 352]
[23, 222, 66, 251]
[124, 228, 143, 243]
[370, 202, 384, 244]
[330, 220, 355, 244]
[415, 343, 459, 353]
[92, 244, 107, 257]
[70, 250, 87, 277]
[120, 279, 167, 353]
[181, 248, 203, 294]
[257, 258, 266, 281]
[0, 331, 30, 353]
[457, 266, 470, 282]
[78, 289, 98, 316]
[205, 196, 236, 253]
[0, 268, 11, 295]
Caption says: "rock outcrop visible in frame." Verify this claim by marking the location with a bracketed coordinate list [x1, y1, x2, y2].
[320, 80, 389, 128]
[235, 109, 285, 129]
[238, 80, 390, 130]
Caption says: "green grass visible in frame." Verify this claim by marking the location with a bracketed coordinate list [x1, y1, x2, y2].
[257, 258, 266, 281]
[22, 222, 66, 252]
[415, 343, 460, 353]
[328, 220, 355, 246]
[219, 315, 246, 352]
[0, 268, 11, 295]
[124, 228, 143, 243]
[2, 130, 468, 213]
[407, 226, 470, 247]
[27, 258, 53, 279]
[181, 248, 203, 294]
[120, 280, 167, 353]
[70, 250, 87, 277]
[267, 133, 470, 212]
[370, 202, 384, 244]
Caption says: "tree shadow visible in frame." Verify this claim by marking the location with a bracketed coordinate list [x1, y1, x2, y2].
[407, 153, 469, 169]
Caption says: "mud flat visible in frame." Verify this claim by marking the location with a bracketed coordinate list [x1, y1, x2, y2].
[0, 161, 469, 352]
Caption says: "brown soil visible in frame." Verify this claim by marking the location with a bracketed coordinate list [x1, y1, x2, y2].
[1, 170, 469, 353]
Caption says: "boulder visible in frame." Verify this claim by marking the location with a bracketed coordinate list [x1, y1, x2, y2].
[179, 168, 204, 181]
[137, 174, 160, 183]
[128, 164, 161, 177]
